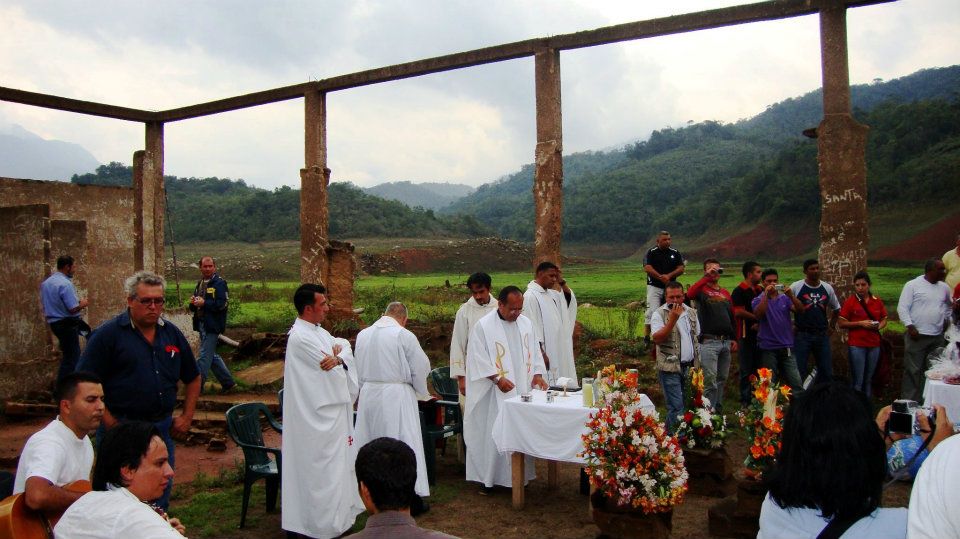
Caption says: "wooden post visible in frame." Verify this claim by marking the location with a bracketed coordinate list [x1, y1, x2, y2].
[547, 460, 559, 489]
[533, 48, 563, 269]
[512, 452, 525, 509]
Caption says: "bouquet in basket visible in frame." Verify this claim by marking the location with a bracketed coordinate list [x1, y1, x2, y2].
[581, 365, 688, 513]
[736, 367, 790, 480]
[675, 367, 727, 449]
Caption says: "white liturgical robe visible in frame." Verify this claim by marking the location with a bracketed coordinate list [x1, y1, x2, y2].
[353, 316, 432, 497]
[523, 281, 578, 383]
[281, 318, 363, 538]
[449, 296, 498, 379]
[464, 311, 545, 487]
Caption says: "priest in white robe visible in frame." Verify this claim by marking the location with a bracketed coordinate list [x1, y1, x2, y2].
[282, 284, 364, 538]
[353, 302, 432, 498]
[450, 272, 499, 396]
[523, 261, 578, 383]
[465, 286, 548, 489]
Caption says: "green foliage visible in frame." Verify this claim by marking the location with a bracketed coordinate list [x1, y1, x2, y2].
[448, 66, 960, 243]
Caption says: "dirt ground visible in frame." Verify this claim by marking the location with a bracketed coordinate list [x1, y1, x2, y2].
[0, 413, 913, 539]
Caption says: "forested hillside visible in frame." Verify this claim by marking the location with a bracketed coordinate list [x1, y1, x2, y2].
[71, 66, 960, 248]
[71, 164, 490, 242]
[446, 66, 960, 243]
[363, 181, 474, 210]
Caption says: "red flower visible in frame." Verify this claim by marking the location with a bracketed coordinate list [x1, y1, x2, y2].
[683, 412, 694, 423]
[165, 345, 180, 354]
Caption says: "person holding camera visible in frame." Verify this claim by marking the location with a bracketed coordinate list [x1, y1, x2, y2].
[876, 403, 953, 481]
[651, 281, 700, 433]
[839, 271, 888, 397]
[686, 258, 736, 413]
[759, 382, 907, 539]
[752, 268, 804, 392]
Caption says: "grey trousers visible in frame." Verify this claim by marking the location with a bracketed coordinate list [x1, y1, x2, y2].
[901, 332, 944, 402]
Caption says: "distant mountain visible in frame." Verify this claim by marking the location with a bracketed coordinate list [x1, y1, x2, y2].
[363, 181, 475, 210]
[0, 123, 100, 181]
[445, 66, 960, 248]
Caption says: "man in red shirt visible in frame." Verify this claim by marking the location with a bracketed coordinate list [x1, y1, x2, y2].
[686, 258, 737, 412]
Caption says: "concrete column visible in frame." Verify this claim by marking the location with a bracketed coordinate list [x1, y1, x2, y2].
[142, 122, 165, 274]
[301, 89, 330, 284]
[816, 1, 868, 301]
[132, 150, 145, 271]
[533, 48, 564, 268]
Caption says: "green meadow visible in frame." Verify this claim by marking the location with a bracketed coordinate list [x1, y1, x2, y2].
[208, 260, 920, 338]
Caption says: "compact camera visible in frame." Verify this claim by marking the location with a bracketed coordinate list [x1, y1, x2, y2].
[887, 399, 936, 435]
[774, 284, 785, 292]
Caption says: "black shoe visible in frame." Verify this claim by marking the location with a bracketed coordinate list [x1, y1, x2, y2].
[410, 496, 430, 516]
[219, 382, 237, 394]
[478, 486, 494, 496]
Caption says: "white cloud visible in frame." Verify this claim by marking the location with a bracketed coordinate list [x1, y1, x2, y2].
[1, 0, 957, 188]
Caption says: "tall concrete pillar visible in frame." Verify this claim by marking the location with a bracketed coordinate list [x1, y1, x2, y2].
[301, 89, 330, 284]
[133, 150, 145, 271]
[533, 48, 564, 268]
[139, 122, 165, 274]
[816, 1, 868, 300]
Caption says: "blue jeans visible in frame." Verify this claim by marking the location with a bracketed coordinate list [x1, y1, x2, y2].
[760, 348, 803, 393]
[848, 345, 880, 397]
[700, 339, 732, 413]
[198, 326, 235, 389]
[96, 415, 175, 510]
[738, 337, 760, 404]
[794, 331, 832, 385]
[659, 364, 690, 433]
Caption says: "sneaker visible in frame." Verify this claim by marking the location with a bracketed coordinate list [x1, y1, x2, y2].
[219, 382, 237, 394]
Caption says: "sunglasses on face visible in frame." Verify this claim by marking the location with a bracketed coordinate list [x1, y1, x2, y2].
[135, 297, 166, 306]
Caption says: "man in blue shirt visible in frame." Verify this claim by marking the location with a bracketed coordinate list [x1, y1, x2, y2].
[40, 255, 89, 383]
[77, 270, 200, 510]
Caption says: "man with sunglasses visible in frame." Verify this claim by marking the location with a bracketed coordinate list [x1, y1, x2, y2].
[77, 270, 200, 511]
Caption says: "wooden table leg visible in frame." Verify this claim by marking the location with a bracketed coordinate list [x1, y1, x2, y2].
[547, 460, 559, 489]
[512, 452, 525, 509]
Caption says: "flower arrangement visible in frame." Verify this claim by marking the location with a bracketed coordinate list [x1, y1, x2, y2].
[581, 365, 688, 513]
[675, 368, 727, 449]
[736, 367, 790, 480]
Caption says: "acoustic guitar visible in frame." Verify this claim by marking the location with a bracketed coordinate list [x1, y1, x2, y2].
[0, 480, 91, 539]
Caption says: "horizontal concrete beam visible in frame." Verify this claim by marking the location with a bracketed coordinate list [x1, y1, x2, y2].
[0, 87, 154, 122]
[2, 0, 895, 123]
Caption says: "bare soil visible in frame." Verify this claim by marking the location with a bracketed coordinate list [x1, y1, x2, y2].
[0, 413, 912, 539]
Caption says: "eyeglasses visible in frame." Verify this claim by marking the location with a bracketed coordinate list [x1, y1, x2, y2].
[135, 297, 166, 306]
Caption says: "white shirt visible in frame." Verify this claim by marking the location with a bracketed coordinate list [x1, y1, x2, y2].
[908, 434, 960, 539]
[523, 281, 578, 382]
[13, 417, 94, 494]
[897, 276, 951, 336]
[53, 486, 183, 538]
[758, 494, 906, 539]
[449, 296, 498, 378]
[651, 306, 697, 364]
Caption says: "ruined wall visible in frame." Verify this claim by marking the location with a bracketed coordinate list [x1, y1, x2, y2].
[0, 205, 55, 399]
[0, 177, 136, 328]
[325, 240, 356, 320]
[0, 178, 136, 400]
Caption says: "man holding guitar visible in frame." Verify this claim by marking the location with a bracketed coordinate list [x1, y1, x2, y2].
[12, 371, 103, 513]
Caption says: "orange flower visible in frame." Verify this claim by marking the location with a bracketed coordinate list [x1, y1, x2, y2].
[780, 385, 791, 398]
[756, 368, 773, 380]
[751, 445, 763, 459]
[766, 444, 776, 456]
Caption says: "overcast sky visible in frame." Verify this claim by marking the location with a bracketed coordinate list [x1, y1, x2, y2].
[1, 0, 957, 189]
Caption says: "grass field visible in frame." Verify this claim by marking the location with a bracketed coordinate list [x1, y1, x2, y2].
[209, 260, 920, 337]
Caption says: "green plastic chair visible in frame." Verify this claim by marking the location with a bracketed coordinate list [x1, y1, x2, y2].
[225, 402, 283, 528]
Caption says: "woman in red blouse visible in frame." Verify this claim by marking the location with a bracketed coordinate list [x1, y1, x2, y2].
[838, 271, 888, 397]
